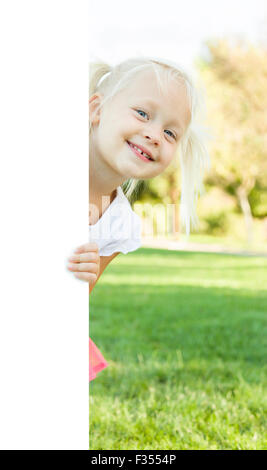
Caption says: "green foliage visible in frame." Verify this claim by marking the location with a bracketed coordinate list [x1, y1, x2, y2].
[199, 39, 267, 192]
[202, 211, 229, 235]
[90, 249, 267, 450]
[249, 187, 267, 219]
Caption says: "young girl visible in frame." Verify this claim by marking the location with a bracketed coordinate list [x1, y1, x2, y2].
[67, 56, 211, 382]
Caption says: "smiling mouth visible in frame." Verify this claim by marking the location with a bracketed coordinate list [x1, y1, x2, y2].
[126, 141, 154, 162]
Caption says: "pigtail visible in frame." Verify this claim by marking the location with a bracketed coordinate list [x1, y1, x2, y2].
[89, 61, 112, 96]
[89, 61, 112, 133]
[179, 124, 211, 237]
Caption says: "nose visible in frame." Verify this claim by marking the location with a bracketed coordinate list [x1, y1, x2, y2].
[143, 126, 161, 146]
[144, 135, 160, 146]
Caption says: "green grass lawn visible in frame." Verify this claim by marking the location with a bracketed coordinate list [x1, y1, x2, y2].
[89, 248, 267, 450]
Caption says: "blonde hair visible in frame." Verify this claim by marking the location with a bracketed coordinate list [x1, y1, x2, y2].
[89, 56, 211, 236]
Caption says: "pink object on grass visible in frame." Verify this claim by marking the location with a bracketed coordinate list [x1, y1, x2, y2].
[89, 337, 108, 382]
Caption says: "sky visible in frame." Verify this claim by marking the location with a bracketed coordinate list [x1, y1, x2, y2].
[89, 0, 266, 74]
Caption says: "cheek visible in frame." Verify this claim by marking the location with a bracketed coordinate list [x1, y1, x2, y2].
[97, 120, 118, 146]
[162, 145, 176, 165]
[96, 122, 127, 157]
[122, 112, 142, 131]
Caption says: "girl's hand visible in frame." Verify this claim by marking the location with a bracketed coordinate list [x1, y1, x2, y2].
[67, 242, 100, 284]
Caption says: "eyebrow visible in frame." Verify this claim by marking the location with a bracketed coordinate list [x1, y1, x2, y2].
[138, 98, 183, 130]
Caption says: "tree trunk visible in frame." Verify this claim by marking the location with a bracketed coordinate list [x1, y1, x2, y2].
[170, 187, 180, 239]
[167, 171, 180, 239]
[236, 185, 254, 246]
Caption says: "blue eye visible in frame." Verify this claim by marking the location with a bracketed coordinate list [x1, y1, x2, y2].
[135, 109, 176, 140]
[136, 109, 148, 119]
[165, 129, 176, 140]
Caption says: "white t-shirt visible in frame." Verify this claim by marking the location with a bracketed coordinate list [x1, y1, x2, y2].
[89, 186, 142, 256]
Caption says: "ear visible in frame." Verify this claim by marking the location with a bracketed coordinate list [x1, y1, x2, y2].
[89, 93, 103, 126]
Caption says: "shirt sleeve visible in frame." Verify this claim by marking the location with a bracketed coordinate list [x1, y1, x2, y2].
[99, 210, 142, 257]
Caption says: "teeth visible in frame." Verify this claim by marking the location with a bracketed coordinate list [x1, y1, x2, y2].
[130, 143, 152, 160]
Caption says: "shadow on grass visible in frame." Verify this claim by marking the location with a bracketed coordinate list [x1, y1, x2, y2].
[91, 282, 267, 382]
[91, 250, 267, 380]
[90, 249, 267, 449]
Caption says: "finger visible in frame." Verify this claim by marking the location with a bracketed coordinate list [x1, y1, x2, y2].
[67, 262, 99, 274]
[74, 242, 99, 254]
[68, 252, 99, 263]
[73, 272, 97, 283]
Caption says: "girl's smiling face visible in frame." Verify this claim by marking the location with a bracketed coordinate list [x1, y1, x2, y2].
[90, 68, 191, 180]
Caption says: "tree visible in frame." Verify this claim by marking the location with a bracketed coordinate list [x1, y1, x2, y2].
[198, 39, 267, 244]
